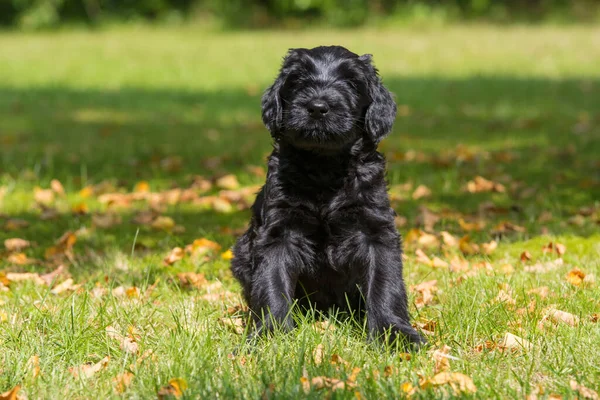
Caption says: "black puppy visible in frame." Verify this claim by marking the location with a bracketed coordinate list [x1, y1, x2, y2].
[232, 46, 424, 346]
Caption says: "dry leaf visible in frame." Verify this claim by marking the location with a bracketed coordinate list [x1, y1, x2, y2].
[570, 380, 599, 400]
[34, 187, 55, 206]
[313, 344, 325, 365]
[6, 272, 45, 286]
[134, 181, 150, 193]
[458, 218, 485, 232]
[221, 249, 234, 260]
[465, 176, 505, 193]
[411, 280, 438, 308]
[7, 252, 36, 265]
[300, 377, 311, 394]
[177, 272, 207, 290]
[520, 251, 532, 262]
[400, 382, 417, 396]
[45, 231, 77, 260]
[163, 247, 185, 266]
[69, 356, 110, 378]
[0, 386, 20, 400]
[441, 231, 459, 248]
[432, 345, 452, 373]
[566, 268, 586, 287]
[27, 354, 40, 378]
[50, 179, 65, 196]
[525, 258, 563, 273]
[215, 174, 240, 190]
[492, 221, 526, 235]
[151, 216, 175, 231]
[482, 240, 498, 255]
[415, 249, 432, 266]
[421, 372, 477, 395]
[412, 185, 432, 200]
[416, 206, 440, 231]
[499, 332, 532, 352]
[313, 321, 336, 333]
[158, 378, 188, 399]
[92, 213, 122, 229]
[311, 376, 346, 391]
[527, 286, 550, 299]
[4, 218, 29, 231]
[542, 242, 566, 256]
[459, 235, 479, 255]
[106, 326, 139, 354]
[545, 308, 579, 326]
[113, 371, 134, 394]
[219, 317, 245, 334]
[4, 238, 31, 252]
[51, 278, 81, 295]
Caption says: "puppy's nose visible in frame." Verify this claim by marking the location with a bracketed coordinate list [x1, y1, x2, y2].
[307, 100, 330, 119]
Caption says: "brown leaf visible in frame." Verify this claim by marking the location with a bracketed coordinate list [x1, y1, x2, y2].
[432, 345, 452, 373]
[400, 382, 417, 396]
[7, 252, 36, 265]
[4, 238, 31, 252]
[527, 286, 550, 299]
[525, 258, 563, 273]
[216, 174, 240, 190]
[113, 371, 134, 394]
[481, 240, 498, 255]
[410, 280, 438, 308]
[45, 231, 77, 260]
[164, 247, 185, 266]
[106, 326, 139, 354]
[151, 216, 175, 231]
[412, 185, 432, 200]
[34, 187, 55, 206]
[570, 380, 599, 400]
[311, 376, 346, 391]
[312, 321, 336, 333]
[0, 386, 20, 400]
[415, 249, 432, 266]
[177, 272, 207, 290]
[158, 378, 188, 399]
[69, 356, 110, 378]
[27, 354, 40, 378]
[416, 206, 439, 231]
[440, 231, 459, 248]
[492, 221, 526, 235]
[50, 179, 65, 196]
[459, 235, 479, 255]
[4, 218, 29, 231]
[300, 377, 311, 394]
[542, 242, 566, 256]
[420, 372, 477, 395]
[520, 251, 532, 262]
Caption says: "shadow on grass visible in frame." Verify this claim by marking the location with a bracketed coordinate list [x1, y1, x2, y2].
[1, 75, 599, 266]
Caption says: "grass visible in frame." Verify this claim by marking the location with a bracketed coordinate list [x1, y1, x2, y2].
[1, 24, 599, 399]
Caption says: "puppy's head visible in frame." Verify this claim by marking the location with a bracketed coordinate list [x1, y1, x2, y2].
[262, 46, 396, 151]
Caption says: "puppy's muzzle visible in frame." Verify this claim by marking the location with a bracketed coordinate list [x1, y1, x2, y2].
[306, 99, 330, 119]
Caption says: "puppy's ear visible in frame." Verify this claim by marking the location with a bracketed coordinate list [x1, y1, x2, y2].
[360, 54, 397, 144]
[262, 49, 299, 136]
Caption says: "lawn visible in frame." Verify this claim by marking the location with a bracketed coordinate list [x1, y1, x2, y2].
[1, 24, 599, 399]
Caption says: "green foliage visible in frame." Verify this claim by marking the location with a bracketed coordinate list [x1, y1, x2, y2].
[0, 0, 599, 29]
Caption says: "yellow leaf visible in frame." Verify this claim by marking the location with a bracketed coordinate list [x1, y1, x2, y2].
[51, 278, 81, 295]
[0, 310, 7, 323]
[157, 378, 188, 399]
[177, 272, 208, 290]
[458, 218, 485, 232]
[34, 187, 55, 206]
[79, 186, 94, 198]
[465, 176, 505, 193]
[27, 355, 40, 378]
[126, 287, 140, 298]
[50, 179, 65, 196]
[566, 268, 586, 287]
[440, 231, 458, 248]
[400, 382, 417, 396]
[300, 377, 311, 394]
[459, 235, 479, 255]
[4, 238, 31, 252]
[134, 181, 150, 193]
[221, 249, 234, 260]
[499, 332, 532, 352]
[7, 252, 36, 265]
[482, 240, 498, 255]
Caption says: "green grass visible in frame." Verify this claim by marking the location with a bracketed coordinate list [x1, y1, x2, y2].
[1, 25, 600, 399]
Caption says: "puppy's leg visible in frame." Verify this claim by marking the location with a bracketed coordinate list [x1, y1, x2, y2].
[249, 234, 311, 336]
[361, 243, 425, 348]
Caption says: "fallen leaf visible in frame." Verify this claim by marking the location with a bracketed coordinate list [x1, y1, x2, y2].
[542, 242, 566, 256]
[0, 386, 20, 400]
[527, 286, 550, 299]
[494, 288, 516, 307]
[525, 258, 564, 273]
[92, 213, 122, 229]
[313, 344, 325, 365]
[492, 221, 526, 235]
[311, 376, 347, 391]
[570, 380, 599, 400]
[134, 181, 150, 193]
[113, 371, 134, 394]
[481, 240, 498, 255]
[520, 251, 532, 262]
[432, 345, 452, 373]
[4, 218, 29, 230]
[151, 216, 175, 231]
[27, 355, 40, 378]
[465, 176, 505, 193]
[164, 247, 185, 266]
[177, 272, 207, 289]
[216, 174, 240, 190]
[186, 238, 221, 256]
[219, 317, 245, 334]
[69, 356, 110, 378]
[566, 268, 586, 287]
[400, 382, 417, 396]
[300, 376, 311, 394]
[106, 326, 139, 354]
[416, 206, 439, 231]
[415, 249, 432, 266]
[441, 231, 459, 248]
[313, 321, 336, 333]
[7, 252, 36, 265]
[545, 308, 579, 326]
[421, 372, 477, 395]
[412, 185, 432, 200]
[459, 235, 479, 255]
[499, 332, 532, 352]
[4, 238, 31, 252]
[6, 272, 45, 286]
[34, 187, 55, 206]
[51, 278, 81, 295]
[158, 378, 188, 399]
[221, 249, 234, 260]
[410, 280, 438, 308]
[50, 179, 65, 196]
[44, 231, 77, 261]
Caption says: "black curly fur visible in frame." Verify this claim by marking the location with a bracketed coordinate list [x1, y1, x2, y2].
[231, 46, 425, 346]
